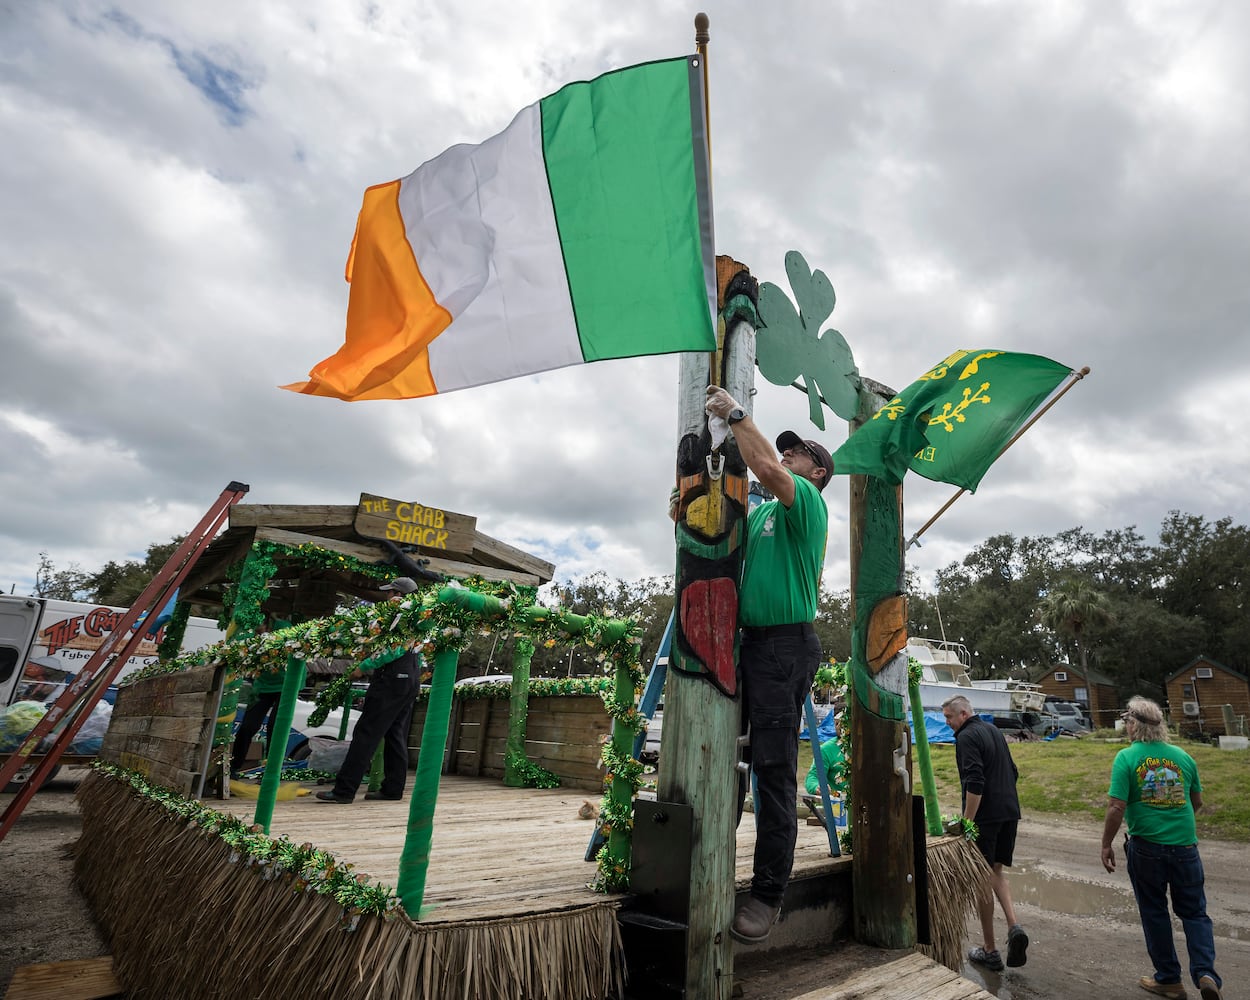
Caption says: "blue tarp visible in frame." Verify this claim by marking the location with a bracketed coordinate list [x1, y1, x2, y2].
[908, 710, 956, 744]
[800, 708, 839, 742]
[805, 708, 983, 745]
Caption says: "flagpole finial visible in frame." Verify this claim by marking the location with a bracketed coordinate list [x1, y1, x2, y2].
[695, 12, 709, 46]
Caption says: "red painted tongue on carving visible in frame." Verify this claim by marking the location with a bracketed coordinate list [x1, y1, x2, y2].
[680, 578, 738, 696]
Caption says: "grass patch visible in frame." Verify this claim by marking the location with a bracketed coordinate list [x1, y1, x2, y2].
[801, 735, 1250, 843]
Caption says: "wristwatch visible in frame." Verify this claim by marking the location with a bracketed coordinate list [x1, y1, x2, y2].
[727, 407, 747, 425]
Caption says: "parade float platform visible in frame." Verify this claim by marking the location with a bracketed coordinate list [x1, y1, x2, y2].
[73, 771, 989, 999]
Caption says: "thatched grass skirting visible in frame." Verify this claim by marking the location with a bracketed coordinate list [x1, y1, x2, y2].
[919, 835, 991, 971]
[73, 771, 625, 999]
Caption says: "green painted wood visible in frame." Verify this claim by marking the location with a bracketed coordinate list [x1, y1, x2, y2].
[659, 667, 739, 992]
[756, 250, 861, 429]
[848, 471, 917, 949]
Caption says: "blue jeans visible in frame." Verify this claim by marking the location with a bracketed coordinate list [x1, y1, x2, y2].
[1125, 836, 1221, 989]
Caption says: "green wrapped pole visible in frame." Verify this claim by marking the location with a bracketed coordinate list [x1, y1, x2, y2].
[253, 654, 307, 834]
[337, 681, 353, 741]
[396, 646, 460, 914]
[502, 637, 535, 787]
[604, 655, 636, 872]
[156, 600, 192, 661]
[909, 678, 943, 836]
[367, 744, 384, 793]
[213, 546, 276, 752]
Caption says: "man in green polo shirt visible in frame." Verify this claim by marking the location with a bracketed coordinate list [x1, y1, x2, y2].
[705, 385, 832, 944]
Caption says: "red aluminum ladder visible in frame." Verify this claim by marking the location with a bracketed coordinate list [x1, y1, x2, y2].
[0, 481, 249, 842]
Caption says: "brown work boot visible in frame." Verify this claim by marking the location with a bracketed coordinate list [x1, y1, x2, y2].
[1198, 975, 1223, 1000]
[729, 896, 781, 944]
[1139, 976, 1187, 999]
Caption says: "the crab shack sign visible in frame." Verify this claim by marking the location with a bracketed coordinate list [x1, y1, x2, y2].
[354, 493, 476, 554]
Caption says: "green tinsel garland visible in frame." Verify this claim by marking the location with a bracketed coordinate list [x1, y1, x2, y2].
[157, 600, 192, 660]
[217, 540, 401, 631]
[95, 762, 400, 922]
[124, 573, 647, 893]
[504, 750, 560, 789]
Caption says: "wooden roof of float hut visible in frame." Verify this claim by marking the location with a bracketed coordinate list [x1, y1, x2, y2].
[179, 493, 555, 622]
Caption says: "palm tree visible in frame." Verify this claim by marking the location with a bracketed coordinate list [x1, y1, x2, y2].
[1038, 577, 1113, 672]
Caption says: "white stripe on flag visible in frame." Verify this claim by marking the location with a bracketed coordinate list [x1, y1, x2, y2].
[398, 103, 582, 393]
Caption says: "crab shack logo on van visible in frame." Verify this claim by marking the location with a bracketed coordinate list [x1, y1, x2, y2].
[40, 607, 164, 657]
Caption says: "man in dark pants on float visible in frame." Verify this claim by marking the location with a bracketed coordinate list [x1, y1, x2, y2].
[704, 385, 833, 944]
[943, 694, 1030, 972]
[316, 577, 424, 804]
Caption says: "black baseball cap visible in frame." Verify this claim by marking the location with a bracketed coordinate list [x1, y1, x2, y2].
[775, 431, 834, 490]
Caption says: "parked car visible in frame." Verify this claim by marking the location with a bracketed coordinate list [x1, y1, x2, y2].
[643, 699, 663, 760]
[992, 709, 1061, 736]
[454, 674, 513, 689]
[1044, 698, 1091, 733]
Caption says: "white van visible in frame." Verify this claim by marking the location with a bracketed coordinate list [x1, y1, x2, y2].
[1, 595, 229, 788]
[0, 595, 226, 709]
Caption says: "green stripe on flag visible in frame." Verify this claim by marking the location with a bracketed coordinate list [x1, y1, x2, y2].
[540, 57, 715, 361]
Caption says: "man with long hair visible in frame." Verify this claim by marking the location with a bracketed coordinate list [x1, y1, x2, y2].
[1101, 696, 1223, 1000]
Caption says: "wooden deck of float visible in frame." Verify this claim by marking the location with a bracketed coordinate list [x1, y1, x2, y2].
[205, 776, 996, 1000]
[214, 774, 849, 922]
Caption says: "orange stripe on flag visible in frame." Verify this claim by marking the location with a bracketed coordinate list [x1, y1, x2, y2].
[282, 181, 450, 400]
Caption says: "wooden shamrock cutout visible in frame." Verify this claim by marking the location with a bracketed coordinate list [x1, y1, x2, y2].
[756, 250, 861, 429]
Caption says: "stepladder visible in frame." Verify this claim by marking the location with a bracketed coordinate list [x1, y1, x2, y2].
[0, 481, 249, 842]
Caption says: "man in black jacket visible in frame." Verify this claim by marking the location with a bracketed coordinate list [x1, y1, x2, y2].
[943, 695, 1030, 973]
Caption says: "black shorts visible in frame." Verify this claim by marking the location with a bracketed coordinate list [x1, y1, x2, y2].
[974, 820, 1018, 867]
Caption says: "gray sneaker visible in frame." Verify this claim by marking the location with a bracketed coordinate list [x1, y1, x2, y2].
[1006, 924, 1029, 967]
[969, 946, 1005, 972]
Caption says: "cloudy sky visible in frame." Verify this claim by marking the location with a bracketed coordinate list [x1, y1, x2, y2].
[2, 0, 1248, 602]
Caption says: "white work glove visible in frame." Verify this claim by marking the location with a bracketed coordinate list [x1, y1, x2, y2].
[705, 385, 740, 450]
[704, 385, 741, 419]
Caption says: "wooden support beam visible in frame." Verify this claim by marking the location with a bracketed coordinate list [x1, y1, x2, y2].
[228, 504, 357, 528]
[470, 531, 556, 582]
[418, 553, 541, 587]
[252, 526, 383, 562]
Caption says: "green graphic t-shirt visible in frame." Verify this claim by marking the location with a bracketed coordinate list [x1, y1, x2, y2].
[1108, 740, 1201, 845]
[738, 473, 828, 627]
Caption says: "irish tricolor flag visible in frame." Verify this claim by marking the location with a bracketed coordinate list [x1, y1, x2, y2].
[284, 56, 716, 401]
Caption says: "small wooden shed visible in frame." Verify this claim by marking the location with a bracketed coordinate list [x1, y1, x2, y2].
[1035, 664, 1118, 727]
[1164, 656, 1250, 738]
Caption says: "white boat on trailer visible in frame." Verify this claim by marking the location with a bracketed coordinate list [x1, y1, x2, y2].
[906, 637, 1046, 715]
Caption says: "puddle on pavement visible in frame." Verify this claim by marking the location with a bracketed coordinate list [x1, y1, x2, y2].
[1008, 860, 1137, 918]
[1008, 859, 1246, 941]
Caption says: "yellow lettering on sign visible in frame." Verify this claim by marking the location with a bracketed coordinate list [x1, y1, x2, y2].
[913, 446, 937, 463]
[384, 521, 449, 548]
